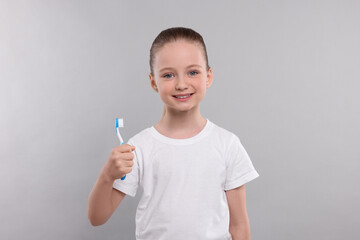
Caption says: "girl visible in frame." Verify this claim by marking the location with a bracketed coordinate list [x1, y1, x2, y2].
[88, 27, 259, 240]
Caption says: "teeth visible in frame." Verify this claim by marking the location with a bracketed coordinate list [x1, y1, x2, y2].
[175, 94, 191, 98]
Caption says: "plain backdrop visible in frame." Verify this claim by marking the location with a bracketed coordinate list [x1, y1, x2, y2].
[1, 0, 359, 239]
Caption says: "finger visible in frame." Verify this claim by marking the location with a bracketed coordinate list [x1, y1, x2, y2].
[121, 152, 135, 160]
[115, 144, 135, 153]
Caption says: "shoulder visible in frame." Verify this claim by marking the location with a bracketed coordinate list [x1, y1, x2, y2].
[126, 126, 153, 145]
[208, 120, 242, 158]
[209, 120, 239, 145]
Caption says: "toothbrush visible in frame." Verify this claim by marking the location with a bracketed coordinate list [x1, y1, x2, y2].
[115, 118, 126, 180]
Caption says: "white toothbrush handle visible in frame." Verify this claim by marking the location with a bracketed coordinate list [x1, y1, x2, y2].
[116, 127, 126, 180]
[116, 127, 124, 144]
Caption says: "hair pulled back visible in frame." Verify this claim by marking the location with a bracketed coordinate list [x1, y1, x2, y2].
[149, 27, 210, 76]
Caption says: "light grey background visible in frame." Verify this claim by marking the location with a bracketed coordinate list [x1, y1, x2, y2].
[1, 0, 359, 239]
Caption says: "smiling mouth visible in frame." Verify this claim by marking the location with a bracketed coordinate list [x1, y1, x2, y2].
[173, 93, 194, 99]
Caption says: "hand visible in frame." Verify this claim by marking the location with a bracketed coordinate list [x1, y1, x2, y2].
[101, 144, 135, 182]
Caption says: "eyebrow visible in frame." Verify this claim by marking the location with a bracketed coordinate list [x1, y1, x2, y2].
[159, 64, 203, 72]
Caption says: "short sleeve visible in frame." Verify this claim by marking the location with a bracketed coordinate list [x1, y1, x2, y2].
[224, 134, 259, 191]
[112, 138, 140, 197]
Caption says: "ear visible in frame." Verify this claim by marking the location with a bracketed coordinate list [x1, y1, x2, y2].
[206, 68, 213, 88]
[149, 73, 158, 92]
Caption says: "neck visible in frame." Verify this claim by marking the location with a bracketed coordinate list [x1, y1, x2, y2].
[157, 104, 206, 131]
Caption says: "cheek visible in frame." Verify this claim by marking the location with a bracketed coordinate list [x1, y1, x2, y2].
[195, 80, 207, 91]
[160, 83, 172, 93]
[158, 83, 173, 98]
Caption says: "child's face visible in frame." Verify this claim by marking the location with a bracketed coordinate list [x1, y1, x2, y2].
[149, 40, 213, 113]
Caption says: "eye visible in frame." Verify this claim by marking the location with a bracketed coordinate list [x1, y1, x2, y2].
[163, 73, 174, 79]
[189, 70, 198, 76]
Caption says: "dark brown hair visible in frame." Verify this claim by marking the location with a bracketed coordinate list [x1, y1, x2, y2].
[149, 27, 210, 76]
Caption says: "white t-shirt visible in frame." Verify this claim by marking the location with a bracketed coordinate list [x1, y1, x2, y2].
[113, 119, 259, 240]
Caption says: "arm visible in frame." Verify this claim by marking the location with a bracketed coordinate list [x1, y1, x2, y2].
[88, 169, 126, 226]
[225, 184, 251, 240]
[88, 144, 135, 226]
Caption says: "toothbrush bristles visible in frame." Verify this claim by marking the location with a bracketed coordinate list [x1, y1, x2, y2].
[116, 118, 124, 128]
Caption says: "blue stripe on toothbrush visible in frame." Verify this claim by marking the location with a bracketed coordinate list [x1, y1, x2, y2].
[120, 141, 126, 180]
[115, 118, 126, 180]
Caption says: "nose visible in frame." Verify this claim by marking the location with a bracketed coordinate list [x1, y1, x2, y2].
[175, 75, 189, 91]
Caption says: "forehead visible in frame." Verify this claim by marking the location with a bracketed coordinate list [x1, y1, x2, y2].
[154, 40, 205, 69]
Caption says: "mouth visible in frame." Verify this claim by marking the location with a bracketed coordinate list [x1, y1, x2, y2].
[173, 93, 194, 98]
[173, 93, 194, 101]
